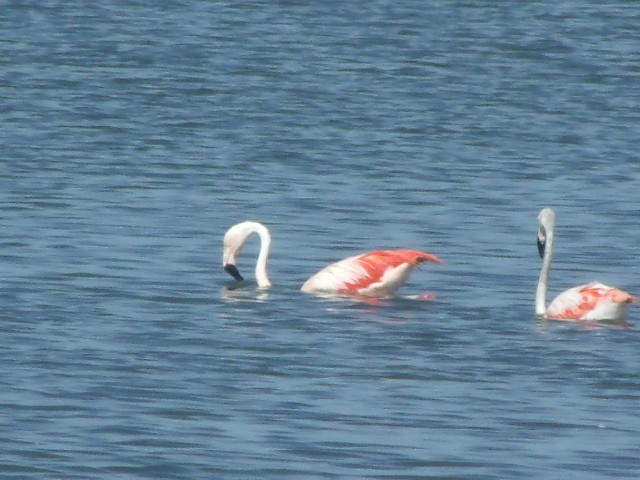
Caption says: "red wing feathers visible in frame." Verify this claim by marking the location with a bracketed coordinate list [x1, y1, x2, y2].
[339, 250, 442, 293]
[551, 284, 637, 320]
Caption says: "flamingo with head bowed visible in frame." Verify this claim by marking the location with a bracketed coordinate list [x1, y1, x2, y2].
[536, 207, 636, 322]
[222, 221, 443, 297]
[223, 221, 272, 289]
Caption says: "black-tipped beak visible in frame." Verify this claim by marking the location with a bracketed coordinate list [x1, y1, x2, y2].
[537, 234, 546, 259]
[224, 264, 244, 281]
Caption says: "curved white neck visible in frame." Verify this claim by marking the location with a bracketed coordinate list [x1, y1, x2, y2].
[254, 224, 272, 289]
[536, 231, 553, 316]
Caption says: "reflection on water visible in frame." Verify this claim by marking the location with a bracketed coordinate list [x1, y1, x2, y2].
[220, 285, 270, 303]
[536, 315, 633, 333]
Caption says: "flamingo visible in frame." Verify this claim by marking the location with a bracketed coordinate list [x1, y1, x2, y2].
[222, 221, 443, 297]
[536, 207, 636, 321]
[301, 249, 443, 297]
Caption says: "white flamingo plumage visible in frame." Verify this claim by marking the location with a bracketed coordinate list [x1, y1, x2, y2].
[222, 221, 272, 289]
[222, 221, 443, 297]
[536, 207, 636, 322]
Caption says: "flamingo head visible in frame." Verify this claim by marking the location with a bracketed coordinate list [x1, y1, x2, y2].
[222, 222, 254, 282]
[224, 263, 244, 282]
[537, 207, 555, 259]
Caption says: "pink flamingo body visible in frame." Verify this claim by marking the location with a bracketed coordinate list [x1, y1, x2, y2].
[545, 282, 636, 321]
[301, 249, 443, 297]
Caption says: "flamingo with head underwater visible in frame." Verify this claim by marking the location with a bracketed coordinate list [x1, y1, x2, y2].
[536, 207, 636, 322]
[222, 221, 443, 297]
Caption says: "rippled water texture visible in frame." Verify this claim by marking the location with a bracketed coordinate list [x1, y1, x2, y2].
[2, 1, 640, 478]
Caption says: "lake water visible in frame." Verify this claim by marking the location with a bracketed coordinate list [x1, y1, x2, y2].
[2, 1, 640, 478]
